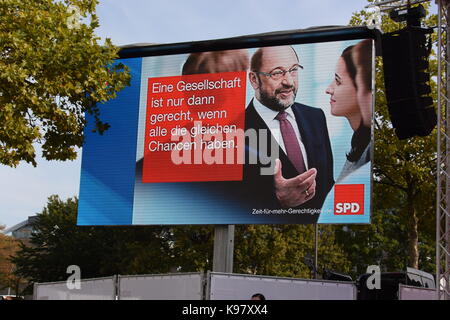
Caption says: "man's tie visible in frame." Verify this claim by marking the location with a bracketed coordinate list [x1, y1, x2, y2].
[276, 111, 306, 174]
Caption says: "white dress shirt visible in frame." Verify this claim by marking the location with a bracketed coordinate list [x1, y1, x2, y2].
[252, 98, 309, 170]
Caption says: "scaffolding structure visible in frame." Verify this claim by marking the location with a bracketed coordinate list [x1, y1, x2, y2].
[368, 0, 449, 299]
[436, 0, 450, 301]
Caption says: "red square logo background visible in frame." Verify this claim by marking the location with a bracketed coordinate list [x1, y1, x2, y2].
[334, 184, 364, 215]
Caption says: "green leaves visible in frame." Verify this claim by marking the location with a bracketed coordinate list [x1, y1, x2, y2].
[12, 196, 175, 285]
[234, 225, 350, 278]
[11, 198, 351, 285]
[0, 0, 130, 166]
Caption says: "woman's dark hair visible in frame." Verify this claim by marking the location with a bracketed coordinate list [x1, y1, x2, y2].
[341, 45, 357, 87]
[347, 123, 371, 162]
[353, 39, 372, 91]
[341, 40, 372, 91]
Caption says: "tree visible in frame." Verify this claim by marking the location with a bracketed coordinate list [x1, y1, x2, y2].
[343, 1, 438, 271]
[12, 195, 174, 292]
[0, 0, 130, 167]
[234, 225, 351, 278]
[334, 208, 410, 278]
[11, 195, 352, 288]
[0, 225, 24, 295]
[170, 226, 214, 272]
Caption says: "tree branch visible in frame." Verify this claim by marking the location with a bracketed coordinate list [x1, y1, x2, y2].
[375, 168, 408, 192]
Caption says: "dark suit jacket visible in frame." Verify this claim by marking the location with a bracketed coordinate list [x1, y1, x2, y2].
[241, 100, 334, 223]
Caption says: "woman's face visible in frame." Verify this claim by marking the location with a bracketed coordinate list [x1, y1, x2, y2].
[326, 57, 359, 118]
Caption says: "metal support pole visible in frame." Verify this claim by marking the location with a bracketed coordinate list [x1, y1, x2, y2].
[437, 0, 450, 300]
[436, 0, 443, 300]
[446, 1, 450, 300]
[212, 225, 235, 273]
[314, 224, 319, 279]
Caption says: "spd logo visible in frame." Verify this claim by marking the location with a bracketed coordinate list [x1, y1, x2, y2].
[334, 184, 364, 215]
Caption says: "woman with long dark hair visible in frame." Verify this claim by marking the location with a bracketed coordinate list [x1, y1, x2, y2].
[325, 39, 372, 182]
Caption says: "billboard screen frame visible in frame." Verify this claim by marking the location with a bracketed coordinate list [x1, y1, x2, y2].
[77, 26, 380, 226]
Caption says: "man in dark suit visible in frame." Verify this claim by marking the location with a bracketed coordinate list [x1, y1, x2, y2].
[243, 46, 334, 222]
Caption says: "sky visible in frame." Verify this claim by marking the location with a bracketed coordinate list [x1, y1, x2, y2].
[0, 0, 416, 229]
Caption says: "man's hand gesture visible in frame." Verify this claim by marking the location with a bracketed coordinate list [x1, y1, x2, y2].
[273, 159, 317, 208]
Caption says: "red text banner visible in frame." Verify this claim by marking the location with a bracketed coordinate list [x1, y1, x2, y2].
[143, 71, 247, 183]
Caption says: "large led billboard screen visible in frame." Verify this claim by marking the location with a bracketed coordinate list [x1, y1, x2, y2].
[77, 27, 377, 225]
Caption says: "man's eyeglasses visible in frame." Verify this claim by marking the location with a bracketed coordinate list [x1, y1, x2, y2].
[254, 64, 303, 80]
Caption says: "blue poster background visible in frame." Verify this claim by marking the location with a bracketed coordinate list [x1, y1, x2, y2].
[77, 40, 372, 226]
